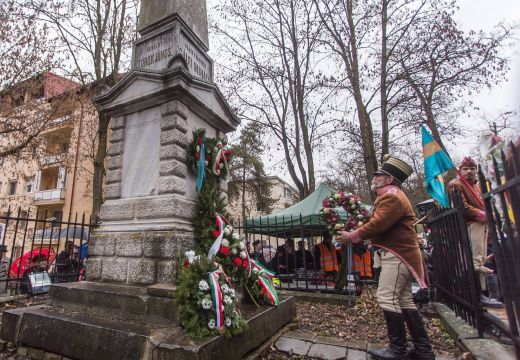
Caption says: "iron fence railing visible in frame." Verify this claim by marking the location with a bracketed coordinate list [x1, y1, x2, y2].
[479, 141, 520, 356]
[0, 208, 91, 296]
[428, 190, 485, 336]
[232, 216, 376, 296]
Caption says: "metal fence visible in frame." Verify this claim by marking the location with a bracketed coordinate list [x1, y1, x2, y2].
[0, 208, 91, 296]
[232, 216, 376, 295]
[478, 141, 520, 356]
[428, 140, 520, 357]
[427, 191, 485, 335]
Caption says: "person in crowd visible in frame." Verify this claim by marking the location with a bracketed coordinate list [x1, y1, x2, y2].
[270, 244, 295, 275]
[314, 231, 341, 280]
[251, 240, 269, 268]
[447, 156, 502, 308]
[337, 154, 434, 360]
[295, 240, 314, 270]
[55, 242, 79, 282]
[0, 245, 11, 294]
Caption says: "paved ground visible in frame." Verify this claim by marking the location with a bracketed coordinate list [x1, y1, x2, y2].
[272, 330, 457, 360]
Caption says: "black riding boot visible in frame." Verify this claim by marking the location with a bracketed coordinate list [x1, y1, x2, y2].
[368, 310, 410, 360]
[402, 309, 435, 360]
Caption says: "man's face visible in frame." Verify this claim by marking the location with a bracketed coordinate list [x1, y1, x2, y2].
[371, 174, 391, 191]
[460, 166, 477, 182]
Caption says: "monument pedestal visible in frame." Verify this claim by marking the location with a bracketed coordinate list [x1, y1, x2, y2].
[0, 2, 296, 357]
[1, 282, 295, 360]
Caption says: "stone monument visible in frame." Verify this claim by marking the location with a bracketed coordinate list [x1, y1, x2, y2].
[0, 1, 295, 359]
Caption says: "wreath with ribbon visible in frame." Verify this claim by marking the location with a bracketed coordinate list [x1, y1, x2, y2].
[187, 129, 233, 193]
[320, 192, 371, 252]
[176, 212, 280, 338]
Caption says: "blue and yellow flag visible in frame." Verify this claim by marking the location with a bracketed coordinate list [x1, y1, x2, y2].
[422, 126, 453, 207]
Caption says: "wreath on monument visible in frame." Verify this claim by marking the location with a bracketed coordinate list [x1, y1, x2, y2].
[175, 129, 280, 338]
[320, 192, 371, 252]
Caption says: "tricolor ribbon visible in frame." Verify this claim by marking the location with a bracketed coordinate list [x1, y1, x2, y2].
[208, 271, 224, 330]
[207, 212, 224, 260]
[250, 259, 276, 278]
[257, 275, 280, 305]
[211, 141, 230, 180]
[196, 140, 206, 193]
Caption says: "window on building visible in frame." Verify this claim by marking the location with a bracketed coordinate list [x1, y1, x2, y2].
[8, 180, 17, 195]
[15, 151, 20, 163]
[0, 157, 3, 166]
[26, 176, 35, 193]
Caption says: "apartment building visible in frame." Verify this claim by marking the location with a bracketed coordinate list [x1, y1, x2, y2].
[0, 73, 96, 257]
[227, 176, 299, 220]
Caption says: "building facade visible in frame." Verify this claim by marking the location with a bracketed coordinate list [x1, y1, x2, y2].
[0, 73, 97, 257]
[227, 176, 298, 220]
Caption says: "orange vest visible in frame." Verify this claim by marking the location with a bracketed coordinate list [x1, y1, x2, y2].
[353, 250, 372, 278]
[318, 243, 339, 272]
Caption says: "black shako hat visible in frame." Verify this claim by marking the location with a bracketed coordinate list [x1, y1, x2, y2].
[373, 154, 413, 184]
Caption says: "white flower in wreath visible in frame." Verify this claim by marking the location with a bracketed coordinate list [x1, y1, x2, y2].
[185, 250, 196, 263]
[221, 239, 229, 247]
[231, 248, 238, 255]
[224, 227, 230, 236]
[240, 251, 247, 259]
[202, 298, 212, 310]
[208, 319, 215, 329]
[227, 225, 235, 233]
[351, 204, 357, 209]
[239, 242, 245, 250]
[221, 284, 230, 293]
[199, 280, 210, 291]
[229, 288, 236, 297]
[232, 232, 240, 241]
[225, 318, 232, 327]
[224, 295, 233, 304]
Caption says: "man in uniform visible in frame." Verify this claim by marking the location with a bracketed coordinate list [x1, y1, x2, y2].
[447, 156, 502, 307]
[337, 155, 434, 360]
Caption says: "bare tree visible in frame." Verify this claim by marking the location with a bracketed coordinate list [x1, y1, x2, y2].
[23, 0, 139, 216]
[213, 0, 338, 199]
[395, 2, 516, 151]
[0, 0, 60, 159]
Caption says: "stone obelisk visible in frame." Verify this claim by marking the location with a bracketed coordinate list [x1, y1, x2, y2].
[0, 3, 295, 359]
[88, 0, 238, 286]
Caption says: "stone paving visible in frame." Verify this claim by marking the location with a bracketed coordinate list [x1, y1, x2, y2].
[274, 331, 457, 360]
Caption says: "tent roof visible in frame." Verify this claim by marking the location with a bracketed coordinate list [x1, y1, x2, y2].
[244, 183, 351, 237]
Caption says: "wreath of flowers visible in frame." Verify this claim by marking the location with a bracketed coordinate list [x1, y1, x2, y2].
[176, 217, 280, 338]
[320, 192, 371, 236]
[187, 129, 233, 192]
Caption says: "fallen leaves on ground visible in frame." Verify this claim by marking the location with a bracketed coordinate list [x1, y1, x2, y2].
[265, 290, 461, 359]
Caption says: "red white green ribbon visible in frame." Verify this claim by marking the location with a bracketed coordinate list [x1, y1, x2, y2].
[250, 259, 276, 278]
[207, 212, 224, 260]
[208, 271, 224, 330]
[257, 275, 280, 305]
[211, 141, 229, 180]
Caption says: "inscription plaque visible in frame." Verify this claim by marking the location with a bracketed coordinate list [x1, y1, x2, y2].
[134, 26, 212, 82]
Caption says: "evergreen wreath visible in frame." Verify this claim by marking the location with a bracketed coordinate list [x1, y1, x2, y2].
[320, 192, 371, 253]
[175, 129, 280, 338]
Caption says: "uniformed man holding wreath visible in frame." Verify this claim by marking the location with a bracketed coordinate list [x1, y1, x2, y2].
[337, 155, 435, 360]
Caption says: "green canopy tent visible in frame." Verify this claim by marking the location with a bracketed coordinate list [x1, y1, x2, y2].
[244, 183, 353, 238]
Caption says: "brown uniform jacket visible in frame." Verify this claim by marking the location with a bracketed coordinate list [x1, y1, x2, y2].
[355, 186, 427, 288]
[447, 178, 483, 223]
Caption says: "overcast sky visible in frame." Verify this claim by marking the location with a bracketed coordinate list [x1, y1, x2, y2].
[206, 0, 519, 185]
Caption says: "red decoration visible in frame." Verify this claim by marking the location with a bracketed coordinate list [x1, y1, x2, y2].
[212, 230, 221, 239]
[183, 259, 190, 268]
[233, 258, 243, 266]
[219, 247, 230, 256]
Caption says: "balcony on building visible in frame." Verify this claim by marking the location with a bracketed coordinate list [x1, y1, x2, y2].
[33, 166, 66, 205]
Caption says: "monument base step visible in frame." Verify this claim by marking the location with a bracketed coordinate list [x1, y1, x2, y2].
[47, 281, 178, 325]
[0, 290, 295, 360]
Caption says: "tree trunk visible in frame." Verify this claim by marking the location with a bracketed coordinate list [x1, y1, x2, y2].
[92, 111, 109, 219]
[380, 0, 389, 160]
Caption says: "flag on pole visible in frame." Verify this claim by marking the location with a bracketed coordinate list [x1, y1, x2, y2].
[421, 126, 454, 207]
